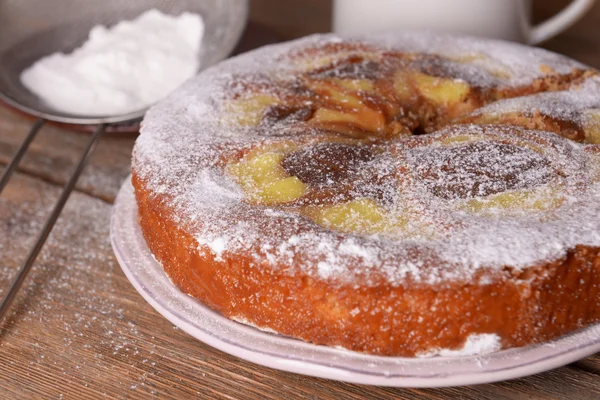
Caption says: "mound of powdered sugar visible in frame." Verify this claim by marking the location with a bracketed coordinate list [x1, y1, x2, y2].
[21, 9, 204, 116]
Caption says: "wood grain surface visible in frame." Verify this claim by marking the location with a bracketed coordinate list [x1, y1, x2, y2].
[0, 0, 599, 398]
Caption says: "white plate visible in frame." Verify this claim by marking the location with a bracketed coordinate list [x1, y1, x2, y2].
[110, 177, 600, 387]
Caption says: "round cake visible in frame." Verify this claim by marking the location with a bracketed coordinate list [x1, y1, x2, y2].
[132, 33, 600, 357]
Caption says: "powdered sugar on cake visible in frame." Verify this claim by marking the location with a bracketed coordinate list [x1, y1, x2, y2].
[418, 334, 502, 357]
[366, 31, 587, 88]
[470, 76, 600, 124]
[133, 33, 600, 287]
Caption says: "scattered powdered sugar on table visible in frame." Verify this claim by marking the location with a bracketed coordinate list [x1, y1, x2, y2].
[21, 9, 204, 116]
[0, 174, 168, 395]
[133, 33, 600, 287]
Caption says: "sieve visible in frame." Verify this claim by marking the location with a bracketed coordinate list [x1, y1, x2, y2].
[0, 0, 248, 322]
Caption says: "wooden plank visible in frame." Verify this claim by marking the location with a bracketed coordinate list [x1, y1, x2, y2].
[573, 353, 600, 374]
[0, 172, 599, 399]
[0, 106, 135, 203]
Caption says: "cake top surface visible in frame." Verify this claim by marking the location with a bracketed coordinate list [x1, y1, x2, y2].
[472, 76, 600, 123]
[133, 33, 600, 286]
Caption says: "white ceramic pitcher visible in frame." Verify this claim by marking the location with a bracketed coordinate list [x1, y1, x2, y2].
[333, 0, 596, 44]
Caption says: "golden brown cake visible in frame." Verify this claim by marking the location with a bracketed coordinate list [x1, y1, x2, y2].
[132, 33, 600, 357]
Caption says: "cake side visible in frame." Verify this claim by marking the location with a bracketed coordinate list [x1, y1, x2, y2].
[133, 171, 600, 356]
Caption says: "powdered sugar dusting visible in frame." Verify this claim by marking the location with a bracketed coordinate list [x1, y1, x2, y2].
[133, 33, 600, 287]
[345, 31, 587, 87]
[0, 174, 167, 396]
[418, 334, 502, 357]
[470, 76, 600, 125]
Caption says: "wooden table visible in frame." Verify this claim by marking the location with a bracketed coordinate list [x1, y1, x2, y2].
[1, 1, 599, 398]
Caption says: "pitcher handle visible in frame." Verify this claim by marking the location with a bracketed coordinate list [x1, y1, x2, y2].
[529, 0, 596, 44]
